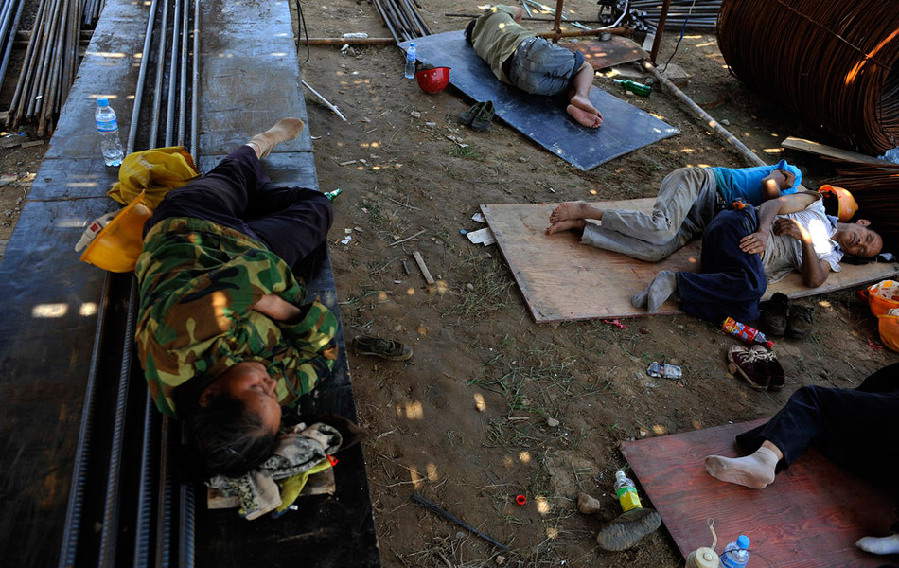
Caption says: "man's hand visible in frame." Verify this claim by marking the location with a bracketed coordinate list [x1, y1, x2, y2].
[773, 218, 808, 242]
[739, 231, 768, 255]
[253, 293, 302, 322]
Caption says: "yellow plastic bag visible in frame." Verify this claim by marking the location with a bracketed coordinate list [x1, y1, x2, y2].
[107, 146, 199, 208]
[79, 192, 153, 273]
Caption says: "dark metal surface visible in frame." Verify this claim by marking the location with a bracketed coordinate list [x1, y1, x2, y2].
[566, 36, 647, 70]
[404, 31, 678, 170]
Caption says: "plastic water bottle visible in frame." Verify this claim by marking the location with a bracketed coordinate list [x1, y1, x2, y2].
[722, 317, 774, 348]
[404, 42, 416, 79]
[613, 470, 642, 512]
[720, 535, 751, 568]
[96, 98, 124, 166]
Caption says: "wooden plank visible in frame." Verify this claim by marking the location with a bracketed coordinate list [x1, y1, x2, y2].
[482, 200, 899, 323]
[621, 420, 893, 567]
[781, 137, 892, 165]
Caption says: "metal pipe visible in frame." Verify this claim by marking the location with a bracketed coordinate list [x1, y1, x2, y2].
[552, 0, 564, 42]
[56, 274, 111, 568]
[443, 12, 606, 23]
[8, 0, 48, 122]
[150, 0, 169, 147]
[165, 0, 181, 146]
[128, 0, 159, 154]
[177, 0, 188, 146]
[190, 0, 199, 158]
[649, 0, 671, 63]
[97, 279, 139, 568]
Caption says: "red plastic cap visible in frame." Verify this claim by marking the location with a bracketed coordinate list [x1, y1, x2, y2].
[515, 494, 527, 506]
[765, 341, 775, 348]
[326, 454, 339, 466]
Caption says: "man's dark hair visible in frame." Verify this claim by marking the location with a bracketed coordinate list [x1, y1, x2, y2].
[184, 394, 279, 478]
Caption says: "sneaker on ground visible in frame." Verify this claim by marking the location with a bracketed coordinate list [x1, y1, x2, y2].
[353, 335, 413, 361]
[727, 345, 770, 391]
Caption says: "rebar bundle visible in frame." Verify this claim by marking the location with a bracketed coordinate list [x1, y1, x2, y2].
[7, 0, 84, 135]
[373, 0, 431, 43]
[717, 0, 899, 155]
[0, 0, 27, 92]
[630, 0, 720, 30]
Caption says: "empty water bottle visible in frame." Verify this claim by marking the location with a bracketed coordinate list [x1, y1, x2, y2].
[613, 470, 642, 512]
[720, 535, 751, 568]
[96, 98, 124, 167]
[404, 42, 416, 79]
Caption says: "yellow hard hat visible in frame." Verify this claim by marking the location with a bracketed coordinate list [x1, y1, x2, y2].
[79, 194, 153, 273]
[818, 185, 858, 222]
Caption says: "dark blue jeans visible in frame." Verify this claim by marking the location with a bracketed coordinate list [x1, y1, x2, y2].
[147, 145, 332, 281]
[676, 207, 766, 323]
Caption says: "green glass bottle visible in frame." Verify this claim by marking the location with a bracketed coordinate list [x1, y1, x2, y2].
[613, 79, 652, 97]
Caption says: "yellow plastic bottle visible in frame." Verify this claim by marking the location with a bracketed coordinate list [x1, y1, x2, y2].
[614, 470, 642, 512]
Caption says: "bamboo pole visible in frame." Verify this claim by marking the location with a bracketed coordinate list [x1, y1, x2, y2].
[649, 0, 671, 64]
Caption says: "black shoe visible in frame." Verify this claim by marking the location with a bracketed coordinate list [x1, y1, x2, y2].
[458, 101, 483, 126]
[760, 292, 789, 337]
[470, 100, 494, 132]
[353, 335, 413, 361]
[786, 304, 814, 340]
[595, 507, 662, 551]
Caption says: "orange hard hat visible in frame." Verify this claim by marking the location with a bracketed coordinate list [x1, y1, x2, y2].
[818, 185, 858, 222]
[79, 194, 153, 273]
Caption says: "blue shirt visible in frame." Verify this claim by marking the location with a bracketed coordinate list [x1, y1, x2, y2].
[712, 159, 803, 206]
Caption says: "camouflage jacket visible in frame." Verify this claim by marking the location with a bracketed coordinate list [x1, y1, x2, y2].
[134, 217, 339, 416]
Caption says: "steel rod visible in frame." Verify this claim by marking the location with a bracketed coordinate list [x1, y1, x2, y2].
[57, 274, 111, 568]
[97, 279, 139, 568]
[190, 0, 198, 158]
[128, 0, 159, 154]
[177, 0, 188, 146]
[444, 11, 606, 23]
[411, 493, 510, 551]
[154, 417, 174, 568]
[552, 0, 564, 42]
[0, 0, 26, 91]
[150, 0, 169, 148]
[132, 393, 156, 568]
[165, 0, 181, 146]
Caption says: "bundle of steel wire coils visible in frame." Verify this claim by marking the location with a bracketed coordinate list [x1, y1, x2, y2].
[717, 0, 899, 155]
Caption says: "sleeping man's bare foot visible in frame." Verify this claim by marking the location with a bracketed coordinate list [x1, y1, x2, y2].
[570, 95, 603, 124]
[545, 219, 586, 235]
[549, 201, 603, 223]
[567, 104, 602, 128]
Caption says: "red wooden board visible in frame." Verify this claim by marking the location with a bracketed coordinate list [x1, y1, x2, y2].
[621, 420, 896, 567]
[565, 36, 647, 69]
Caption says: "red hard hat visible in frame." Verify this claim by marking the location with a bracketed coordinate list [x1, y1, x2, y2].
[415, 66, 450, 94]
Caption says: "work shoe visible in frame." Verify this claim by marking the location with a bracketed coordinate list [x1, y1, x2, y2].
[247, 117, 305, 158]
[727, 345, 769, 391]
[353, 335, 413, 361]
[786, 304, 814, 340]
[749, 345, 784, 391]
[470, 100, 495, 132]
[457, 101, 482, 126]
[759, 292, 789, 337]
[595, 507, 662, 551]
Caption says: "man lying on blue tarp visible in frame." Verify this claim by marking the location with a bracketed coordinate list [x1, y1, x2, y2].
[465, 5, 602, 128]
[630, 190, 883, 320]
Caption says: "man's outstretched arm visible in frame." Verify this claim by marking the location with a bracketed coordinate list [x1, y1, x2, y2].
[739, 192, 817, 255]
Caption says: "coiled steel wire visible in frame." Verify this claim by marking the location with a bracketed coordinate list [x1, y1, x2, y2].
[717, 0, 899, 155]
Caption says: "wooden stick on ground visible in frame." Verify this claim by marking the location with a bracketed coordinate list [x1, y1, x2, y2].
[412, 251, 435, 285]
[644, 61, 766, 167]
[301, 79, 347, 121]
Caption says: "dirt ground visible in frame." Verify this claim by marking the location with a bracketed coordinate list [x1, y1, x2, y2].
[2, 0, 897, 566]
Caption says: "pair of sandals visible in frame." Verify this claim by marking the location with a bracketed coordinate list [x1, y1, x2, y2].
[458, 100, 495, 132]
[727, 345, 785, 391]
[761, 292, 814, 339]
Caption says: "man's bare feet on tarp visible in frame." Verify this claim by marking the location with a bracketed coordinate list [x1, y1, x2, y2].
[567, 104, 602, 128]
[545, 219, 586, 235]
[570, 95, 603, 123]
[549, 201, 596, 223]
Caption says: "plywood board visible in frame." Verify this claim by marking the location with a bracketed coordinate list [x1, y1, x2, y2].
[402, 31, 678, 170]
[782, 137, 891, 165]
[482, 200, 899, 322]
[565, 36, 647, 70]
[621, 420, 894, 567]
